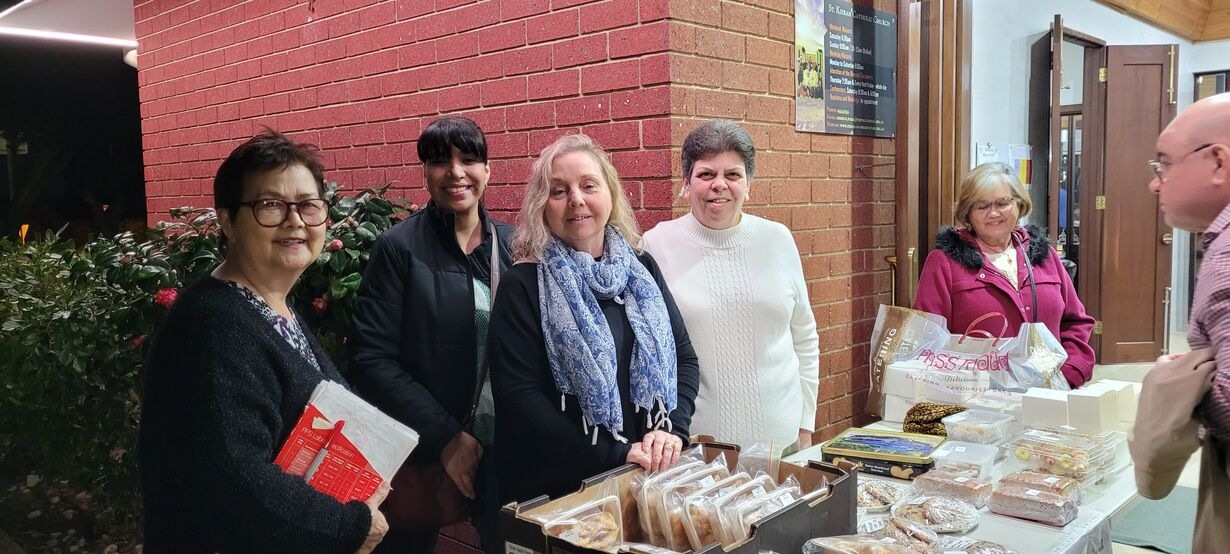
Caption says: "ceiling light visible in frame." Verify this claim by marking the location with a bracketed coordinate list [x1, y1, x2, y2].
[0, 25, 138, 48]
[0, 0, 37, 20]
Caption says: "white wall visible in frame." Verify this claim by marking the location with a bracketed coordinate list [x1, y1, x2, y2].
[1191, 38, 1230, 74]
[970, 0, 1202, 337]
[970, 0, 1194, 152]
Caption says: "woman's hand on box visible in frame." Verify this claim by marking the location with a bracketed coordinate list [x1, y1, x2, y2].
[641, 430, 682, 472]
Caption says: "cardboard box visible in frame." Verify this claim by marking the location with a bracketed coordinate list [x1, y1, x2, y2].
[1067, 387, 1117, 433]
[1022, 387, 1069, 427]
[500, 442, 855, 554]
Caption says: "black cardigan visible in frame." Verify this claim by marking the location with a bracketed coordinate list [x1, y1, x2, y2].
[348, 202, 515, 463]
[489, 253, 701, 503]
[137, 277, 369, 554]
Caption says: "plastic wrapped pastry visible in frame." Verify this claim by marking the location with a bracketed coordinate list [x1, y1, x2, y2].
[857, 480, 907, 512]
[911, 470, 992, 508]
[543, 496, 623, 552]
[804, 535, 915, 554]
[891, 495, 980, 533]
[997, 471, 1081, 504]
[988, 484, 1078, 527]
[682, 472, 752, 550]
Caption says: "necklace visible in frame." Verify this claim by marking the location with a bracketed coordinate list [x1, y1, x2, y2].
[976, 237, 1012, 255]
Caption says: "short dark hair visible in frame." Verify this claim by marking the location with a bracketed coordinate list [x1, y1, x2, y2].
[681, 119, 757, 181]
[416, 116, 488, 165]
[213, 129, 326, 251]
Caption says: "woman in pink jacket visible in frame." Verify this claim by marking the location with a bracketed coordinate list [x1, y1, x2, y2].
[913, 163, 1096, 388]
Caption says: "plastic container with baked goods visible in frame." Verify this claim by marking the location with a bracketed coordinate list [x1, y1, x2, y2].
[941, 409, 1015, 444]
[998, 470, 1082, 504]
[1004, 427, 1111, 485]
[988, 484, 1078, 527]
[723, 485, 803, 544]
[857, 480, 909, 513]
[654, 457, 731, 551]
[542, 495, 624, 553]
[930, 441, 998, 479]
[1032, 426, 1130, 482]
[910, 469, 993, 508]
[803, 535, 916, 554]
[890, 495, 981, 533]
[635, 459, 704, 546]
[704, 474, 779, 546]
[681, 472, 752, 550]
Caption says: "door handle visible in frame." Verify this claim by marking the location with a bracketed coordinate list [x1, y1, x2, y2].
[1161, 233, 1173, 245]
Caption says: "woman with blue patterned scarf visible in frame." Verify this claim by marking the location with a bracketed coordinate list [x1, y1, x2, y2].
[489, 134, 700, 503]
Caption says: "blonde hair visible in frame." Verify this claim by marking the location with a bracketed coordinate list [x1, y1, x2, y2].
[953, 162, 1033, 227]
[512, 134, 642, 261]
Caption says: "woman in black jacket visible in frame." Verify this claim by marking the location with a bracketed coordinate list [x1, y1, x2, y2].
[349, 117, 513, 553]
[489, 134, 700, 503]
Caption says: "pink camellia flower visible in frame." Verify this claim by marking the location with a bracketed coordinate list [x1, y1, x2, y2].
[131, 335, 145, 348]
[153, 288, 178, 307]
[327, 239, 343, 251]
[312, 296, 328, 313]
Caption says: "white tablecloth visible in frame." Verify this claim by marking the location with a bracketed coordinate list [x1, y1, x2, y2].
[784, 424, 1142, 554]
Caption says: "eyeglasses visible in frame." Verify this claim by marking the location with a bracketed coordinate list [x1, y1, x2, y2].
[238, 198, 329, 227]
[1147, 143, 1214, 181]
[972, 197, 1016, 213]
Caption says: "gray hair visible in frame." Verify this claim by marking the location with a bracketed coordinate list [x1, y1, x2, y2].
[681, 119, 756, 181]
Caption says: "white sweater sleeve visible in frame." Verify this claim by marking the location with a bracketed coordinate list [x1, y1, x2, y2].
[784, 231, 821, 431]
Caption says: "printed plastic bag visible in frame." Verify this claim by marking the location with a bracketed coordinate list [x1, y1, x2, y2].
[868, 305, 1070, 417]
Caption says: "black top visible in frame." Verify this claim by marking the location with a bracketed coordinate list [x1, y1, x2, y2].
[348, 201, 515, 463]
[138, 276, 369, 554]
[489, 253, 701, 503]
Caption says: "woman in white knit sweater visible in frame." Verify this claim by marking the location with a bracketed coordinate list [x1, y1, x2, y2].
[641, 119, 821, 453]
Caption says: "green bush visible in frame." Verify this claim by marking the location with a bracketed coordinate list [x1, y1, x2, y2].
[0, 182, 413, 529]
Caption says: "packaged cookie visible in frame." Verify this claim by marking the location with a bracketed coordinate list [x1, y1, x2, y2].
[681, 472, 752, 550]
[891, 495, 980, 533]
[543, 496, 623, 553]
[654, 457, 731, 551]
[998, 471, 1081, 504]
[988, 484, 1078, 527]
[857, 480, 907, 512]
[910, 469, 992, 508]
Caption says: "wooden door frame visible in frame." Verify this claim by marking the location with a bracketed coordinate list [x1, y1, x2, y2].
[1081, 45, 1107, 352]
[895, 0, 971, 307]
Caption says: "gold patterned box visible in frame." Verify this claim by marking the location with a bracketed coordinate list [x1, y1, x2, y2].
[821, 428, 946, 480]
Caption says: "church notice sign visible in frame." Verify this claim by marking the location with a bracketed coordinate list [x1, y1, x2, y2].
[795, 0, 897, 137]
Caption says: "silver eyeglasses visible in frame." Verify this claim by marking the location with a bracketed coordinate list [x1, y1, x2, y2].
[972, 197, 1016, 213]
[1148, 143, 1213, 181]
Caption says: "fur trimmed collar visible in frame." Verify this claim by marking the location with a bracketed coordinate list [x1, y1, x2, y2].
[935, 224, 1050, 270]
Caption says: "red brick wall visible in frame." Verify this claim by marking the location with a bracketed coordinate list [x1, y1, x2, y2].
[135, 0, 676, 228]
[134, 0, 895, 439]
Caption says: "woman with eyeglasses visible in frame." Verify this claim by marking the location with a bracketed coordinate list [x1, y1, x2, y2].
[139, 130, 391, 553]
[913, 162, 1096, 388]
